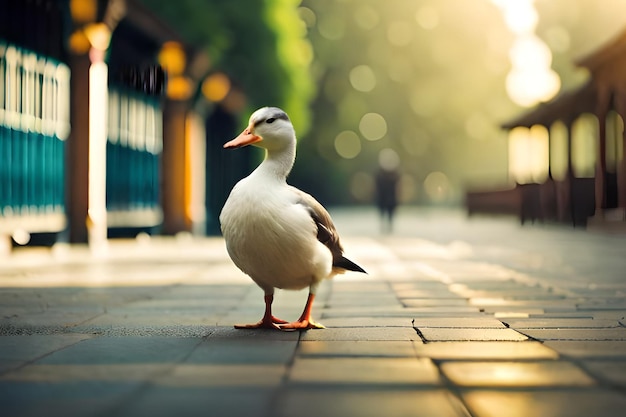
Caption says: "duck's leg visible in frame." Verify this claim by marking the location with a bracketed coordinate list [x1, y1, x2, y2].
[234, 293, 288, 330]
[280, 292, 325, 330]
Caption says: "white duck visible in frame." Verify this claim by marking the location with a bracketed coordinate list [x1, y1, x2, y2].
[220, 107, 366, 330]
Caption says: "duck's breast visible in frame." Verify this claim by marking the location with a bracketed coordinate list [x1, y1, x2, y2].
[220, 180, 332, 290]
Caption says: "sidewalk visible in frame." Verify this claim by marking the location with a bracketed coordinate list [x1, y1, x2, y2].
[0, 208, 625, 417]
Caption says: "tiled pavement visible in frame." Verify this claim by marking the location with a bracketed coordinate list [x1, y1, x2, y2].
[0, 208, 625, 417]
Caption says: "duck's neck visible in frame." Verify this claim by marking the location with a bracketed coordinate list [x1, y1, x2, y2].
[254, 143, 296, 182]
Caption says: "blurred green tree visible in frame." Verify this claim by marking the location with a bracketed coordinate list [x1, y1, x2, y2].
[138, 0, 314, 134]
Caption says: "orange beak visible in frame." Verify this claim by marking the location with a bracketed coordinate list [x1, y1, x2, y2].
[223, 124, 262, 149]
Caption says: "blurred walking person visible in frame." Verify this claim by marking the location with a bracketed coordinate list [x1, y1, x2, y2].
[375, 149, 400, 234]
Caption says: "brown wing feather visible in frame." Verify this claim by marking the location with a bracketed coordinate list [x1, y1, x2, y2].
[291, 187, 366, 274]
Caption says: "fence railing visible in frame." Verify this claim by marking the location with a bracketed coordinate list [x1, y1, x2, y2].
[0, 42, 69, 234]
[106, 87, 162, 228]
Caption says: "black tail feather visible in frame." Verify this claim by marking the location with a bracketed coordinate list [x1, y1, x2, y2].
[334, 256, 367, 274]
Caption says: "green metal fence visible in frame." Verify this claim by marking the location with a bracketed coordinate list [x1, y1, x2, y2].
[0, 42, 69, 233]
[106, 87, 162, 229]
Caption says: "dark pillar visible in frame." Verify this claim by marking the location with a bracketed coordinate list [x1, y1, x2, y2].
[67, 53, 91, 243]
[161, 100, 189, 234]
[595, 109, 608, 211]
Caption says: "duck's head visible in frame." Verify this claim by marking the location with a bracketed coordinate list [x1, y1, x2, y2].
[224, 107, 295, 151]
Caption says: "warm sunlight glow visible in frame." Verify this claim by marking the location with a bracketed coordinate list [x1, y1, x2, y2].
[88, 61, 108, 252]
[571, 114, 598, 178]
[492, 0, 560, 107]
[185, 113, 206, 234]
[508, 125, 548, 184]
[550, 121, 569, 181]
[494, 0, 538, 34]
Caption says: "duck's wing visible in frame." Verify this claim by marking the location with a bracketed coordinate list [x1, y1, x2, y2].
[290, 186, 366, 273]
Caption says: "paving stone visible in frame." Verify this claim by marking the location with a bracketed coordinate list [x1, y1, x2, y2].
[0, 216, 624, 417]
[403, 298, 469, 307]
[544, 341, 626, 358]
[582, 360, 626, 387]
[298, 341, 417, 358]
[115, 386, 277, 417]
[412, 317, 507, 328]
[529, 312, 595, 318]
[481, 307, 546, 315]
[501, 318, 621, 329]
[154, 364, 286, 387]
[300, 327, 418, 341]
[275, 388, 467, 417]
[332, 282, 393, 293]
[394, 289, 461, 299]
[414, 341, 559, 360]
[577, 301, 626, 310]
[36, 336, 202, 365]
[81, 313, 222, 328]
[0, 334, 94, 374]
[391, 282, 450, 292]
[289, 357, 440, 386]
[590, 311, 626, 320]
[462, 389, 626, 417]
[441, 361, 595, 387]
[324, 295, 401, 308]
[0, 380, 143, 417]
[0, 363, 172, 382]
[202, 327, 302, 343]
[184, 338, 297, 365]
[322, 306, 481, 318]
[469, 298, 575, 308]
[520, 328, 626, 341]
[417, 328, 528, 342]
[1, 311, 102, 329]
[316, 317, 413, 327]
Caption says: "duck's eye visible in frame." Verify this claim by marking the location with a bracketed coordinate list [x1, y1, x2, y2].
[266, 118, 276, 124]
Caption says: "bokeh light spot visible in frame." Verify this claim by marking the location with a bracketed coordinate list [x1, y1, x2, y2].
[201, 73, 230, 102]
[349, 65, 376, 92]
[334, 130, 362, 159]
[509, 35, 552, 71]
[424, 171, 451, 203]
[359, 112, 387, 141]
[378, 148, 400, 171]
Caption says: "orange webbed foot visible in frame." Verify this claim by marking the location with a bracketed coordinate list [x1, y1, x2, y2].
[234, 315, 288, 330]
[280, 319, 325, 331]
